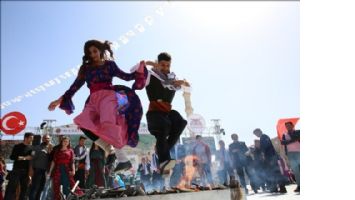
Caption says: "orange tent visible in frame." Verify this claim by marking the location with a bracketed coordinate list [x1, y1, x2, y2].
[276, 118, 299, 140]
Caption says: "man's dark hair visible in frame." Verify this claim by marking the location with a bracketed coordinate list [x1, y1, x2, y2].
[285, 121, 294, 126]
[24, 132, 34, 139]
[196, 135, 202, 139]
[79, 136, 87, 140]
[158, 52, 171, 62]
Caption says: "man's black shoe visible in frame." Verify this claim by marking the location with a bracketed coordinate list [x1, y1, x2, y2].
[279, 186, 287, 194]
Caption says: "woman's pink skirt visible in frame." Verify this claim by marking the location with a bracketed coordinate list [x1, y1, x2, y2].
[74, 90, 128, 148]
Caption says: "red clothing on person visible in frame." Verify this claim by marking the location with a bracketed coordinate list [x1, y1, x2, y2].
[52, 148, 83, 200]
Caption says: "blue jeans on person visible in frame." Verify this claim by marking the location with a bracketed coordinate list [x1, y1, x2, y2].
[152, 171, 164, 191]
[201, 163, 213, 186]
[288, 152, 300, 187]
[217, 162, 233, 185]
[232, 165, 247, 189]
[141, 174, 152, 192]
[217, 169, 228, 185]
[170, 162, 185, 188]
[40, 179, 54, 200]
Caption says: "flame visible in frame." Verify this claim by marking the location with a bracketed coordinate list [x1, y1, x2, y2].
[176, 155, 198, 189]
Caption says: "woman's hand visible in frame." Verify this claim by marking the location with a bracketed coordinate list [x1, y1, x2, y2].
[69, 170, 75, 176]
[48, 97, 62, 111]
[46, 172, 51, 180]
[137, 60, 145, 73]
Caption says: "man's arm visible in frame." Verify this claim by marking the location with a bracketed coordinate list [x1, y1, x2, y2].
[74, 148, 87, 161]
[173, 80, 190, 87]
[281, 133, 299, 145]
[259, 137, 267, 155]
[9, 144, 20, 161]
[281, 134, 292, 145]
[137, 164, 142, 172]
[241, 142, 249, 154]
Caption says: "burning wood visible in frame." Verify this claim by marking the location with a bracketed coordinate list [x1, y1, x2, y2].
[175, 155, 198, 190]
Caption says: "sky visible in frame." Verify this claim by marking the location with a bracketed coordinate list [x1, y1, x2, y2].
[1, 1, 299, 147]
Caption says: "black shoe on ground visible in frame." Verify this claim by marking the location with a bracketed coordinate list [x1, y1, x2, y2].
[114, 160, 132, 172]
[279, 186, 287, 194]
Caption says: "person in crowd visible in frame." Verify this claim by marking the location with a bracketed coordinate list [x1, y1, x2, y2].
[281, 121, 300, 193]
[0, 157, 7, 200]
[253, 128, 287, 193]
[215, 140, 233, 186]
[250, 140, 267, 192]
[192, 135, 213, 188]
[104, 152, 117, 188]
[48, 136, 84, 200]
[137, 157, 152, 192]
[228, 133, 249, 193]
[74, 136, 88, 188]
[86, 143, 106, 188]
[29, 134, 53, 200]
[4, 132, 34, 200]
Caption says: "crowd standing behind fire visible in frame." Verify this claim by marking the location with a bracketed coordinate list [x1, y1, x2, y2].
[0, 121, 300, 199]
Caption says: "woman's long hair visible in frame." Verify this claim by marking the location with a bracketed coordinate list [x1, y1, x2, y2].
[78, 40, 113, 80]
[89, 142, 105, 157]
[82, 40, 114, 65]
[59, 136, 71, 149]
[78, 40, 114, 79]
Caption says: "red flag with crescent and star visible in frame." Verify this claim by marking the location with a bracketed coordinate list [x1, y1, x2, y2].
[0, 111, 27, 135]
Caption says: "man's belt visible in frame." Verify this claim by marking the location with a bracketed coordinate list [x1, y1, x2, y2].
[148, 100, 172, 112]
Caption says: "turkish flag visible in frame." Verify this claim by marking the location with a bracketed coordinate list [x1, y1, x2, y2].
[276, 117, 299, 140]
[0, 112, 27, 135]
